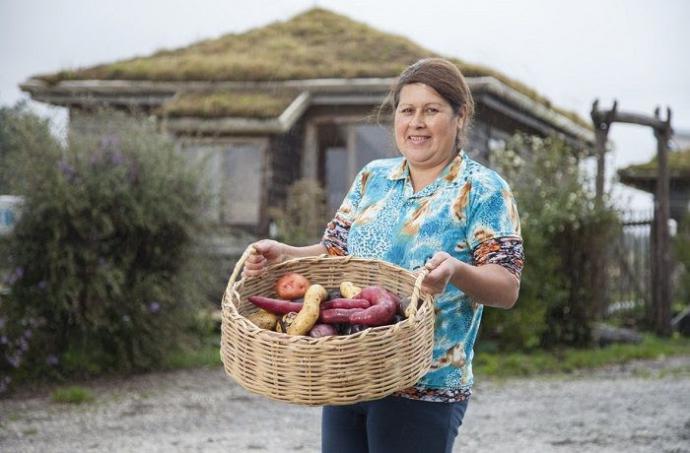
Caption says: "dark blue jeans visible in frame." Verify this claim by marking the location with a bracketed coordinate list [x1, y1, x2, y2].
[321, 395, 469, 453]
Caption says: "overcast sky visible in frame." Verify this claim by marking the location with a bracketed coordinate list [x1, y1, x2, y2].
[2, 0, 689, 211]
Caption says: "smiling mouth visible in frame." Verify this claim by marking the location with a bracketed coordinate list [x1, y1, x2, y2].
[408, 135, 430, 144]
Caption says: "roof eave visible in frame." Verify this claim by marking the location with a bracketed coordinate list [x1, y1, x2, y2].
[20, 76, 593, 142]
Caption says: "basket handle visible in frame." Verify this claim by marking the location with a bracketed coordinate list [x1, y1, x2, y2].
[228, 245, 257, 287]
[406, 267, 430, 318]
[224, 245, 257, 312]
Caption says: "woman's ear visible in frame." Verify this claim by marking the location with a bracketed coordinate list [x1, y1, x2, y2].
[455, 106, 466, 129]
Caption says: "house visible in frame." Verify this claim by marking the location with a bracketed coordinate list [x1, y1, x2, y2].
[618, 145, 690, 223]
[20, 8, 594, 254]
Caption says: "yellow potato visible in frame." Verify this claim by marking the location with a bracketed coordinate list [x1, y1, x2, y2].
[339, 281, 362, 299]
[287, 284, 328, 335]
[247, 309, 279, 330]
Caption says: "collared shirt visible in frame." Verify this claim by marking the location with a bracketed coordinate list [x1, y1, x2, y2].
[322, 150, 522, 399]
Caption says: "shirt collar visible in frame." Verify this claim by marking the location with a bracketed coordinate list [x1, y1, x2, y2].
[386, 149, 466, 187]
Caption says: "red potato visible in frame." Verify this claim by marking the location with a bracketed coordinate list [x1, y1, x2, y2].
[248, 296, 303, 314]
[349, 286, 399, 326]
[321, 298, 370, 310]
[308, 323, 337, 338]
[275, 272, 310, 300]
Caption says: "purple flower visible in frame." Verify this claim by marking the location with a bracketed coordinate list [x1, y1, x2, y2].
[89, 150, 103, 166]
[0, 336, 7, 345]
[46, 354, 59, 366]
[5, 267, 24, 285]
[7, 354, 21, 368]
[23, 329, 32, 339]
[37, 280, 48, 290]
[99, 134, 120, 150]
[147, 302, 161, 314]
[58, 160, 77, 181]
[110, 150, 126, 166]
[19, 338, 28, 352]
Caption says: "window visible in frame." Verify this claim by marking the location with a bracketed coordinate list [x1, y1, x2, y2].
[182, 142, 263, 225]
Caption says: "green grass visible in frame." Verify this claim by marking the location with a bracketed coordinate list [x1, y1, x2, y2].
[161, 333, 222, 369]
[51, 386, 95, 404]
[164, 331, 690, 381]
[474, 334, 690, 379]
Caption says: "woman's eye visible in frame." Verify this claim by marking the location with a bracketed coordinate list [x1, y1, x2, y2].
[426, 108, 439, 114]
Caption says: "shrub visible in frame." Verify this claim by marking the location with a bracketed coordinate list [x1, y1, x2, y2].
[0, 102, 58, 193]
[482, 134, 619, 350]
[674, 213, 690, 312]
[0, 107, 213, 392]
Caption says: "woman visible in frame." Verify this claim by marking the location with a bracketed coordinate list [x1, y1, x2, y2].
[244, 58, 524, 453]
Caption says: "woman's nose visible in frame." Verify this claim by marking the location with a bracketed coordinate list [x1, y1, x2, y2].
[410, 111, 425, 128]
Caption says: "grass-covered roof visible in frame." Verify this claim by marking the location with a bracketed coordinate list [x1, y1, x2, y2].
[618, 148, 690, 192]
[34, 8, 588, 127]
[619, 148, 690, 177]
[159, 90, 298, 119]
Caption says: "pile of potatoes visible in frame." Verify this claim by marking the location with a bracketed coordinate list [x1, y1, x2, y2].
[246, 272, 406, 337]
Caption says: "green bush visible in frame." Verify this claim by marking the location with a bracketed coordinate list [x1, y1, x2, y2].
[0, 106, 213, 392]
[482, 135, 619, 350]
[674, 213, 690, 311]
[0, 102, 58, 193]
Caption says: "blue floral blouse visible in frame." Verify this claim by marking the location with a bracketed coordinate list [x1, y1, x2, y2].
[322, 150, 523, 402]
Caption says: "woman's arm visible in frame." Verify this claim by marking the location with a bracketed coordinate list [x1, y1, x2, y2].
[243, 239, 327, 278]
[422, 252, 520, 309]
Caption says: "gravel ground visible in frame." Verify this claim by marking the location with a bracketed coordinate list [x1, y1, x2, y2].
[1, 356, 689, 453]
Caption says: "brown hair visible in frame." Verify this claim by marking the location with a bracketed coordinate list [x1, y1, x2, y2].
[386, 58, 475, 149]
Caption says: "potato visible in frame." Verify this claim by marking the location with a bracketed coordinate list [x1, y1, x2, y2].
[339, 281, 362, 299]
[275, 272, 310, 300]
[287, 284, 328, 335]
[276, 312, 299, 333]
[246, 309, 279, 330]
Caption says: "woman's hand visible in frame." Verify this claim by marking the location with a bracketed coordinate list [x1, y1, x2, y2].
[421, 251, 458, 295]
[243, 239, 286, 278]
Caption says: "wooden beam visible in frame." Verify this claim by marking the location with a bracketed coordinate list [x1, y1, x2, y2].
[593, 108, 669, 130]
[347, 125, 358, 183]
[302, 121, 318, 180]
[652, 107, 673, 336]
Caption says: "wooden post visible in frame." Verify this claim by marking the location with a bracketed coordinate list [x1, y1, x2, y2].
[302, 121, 318, 180]
[346, 124, 358, 183]
[652, 107, 673, 336]
[590, 99, 617, 207]
[589, 100, 616, 321]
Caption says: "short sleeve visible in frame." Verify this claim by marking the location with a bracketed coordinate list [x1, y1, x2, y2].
[465, 173, 522, 251]
[321, 166, 370, 256]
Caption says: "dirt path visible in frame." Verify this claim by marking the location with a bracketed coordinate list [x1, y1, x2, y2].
[1, 356, 689, 453]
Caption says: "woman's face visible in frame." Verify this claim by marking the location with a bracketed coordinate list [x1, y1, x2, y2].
[394, 83, 462, 171]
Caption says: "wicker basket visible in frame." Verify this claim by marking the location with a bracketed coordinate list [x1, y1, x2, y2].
[220, 246, 435, 406]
